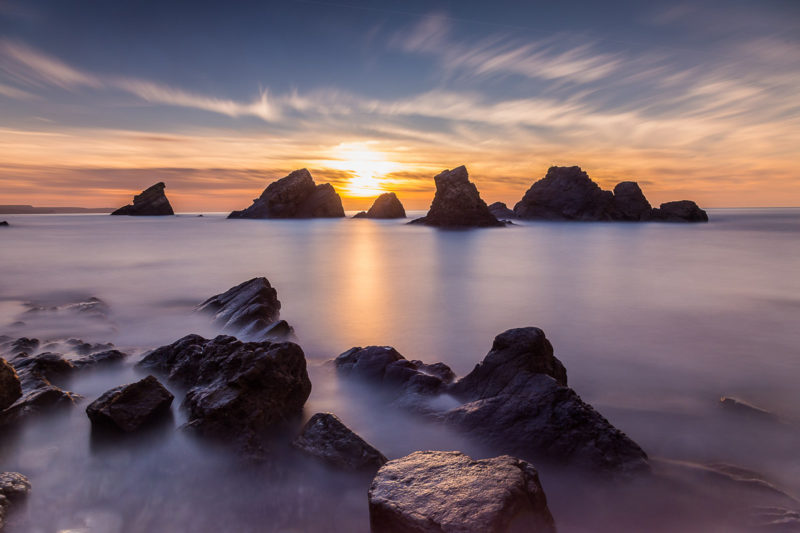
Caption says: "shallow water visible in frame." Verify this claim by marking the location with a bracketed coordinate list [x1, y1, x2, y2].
[1, 209, 799, 532]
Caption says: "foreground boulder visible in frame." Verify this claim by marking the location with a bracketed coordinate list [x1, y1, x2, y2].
[514, 166, 707, 222]
[410, 166, 503, 228]
[196, 277, 292, 340]
[368, 451, 555, 533]
[111, 182, 174, 216]
[86, 375, 174, 432]
[138, 334, 311, 442]
[228, 169, 345, 219]
[353, 192, 406, 219]
[0, 472, 31, 531]
[292, 412, 387, 471]
[488, 202, 517, 220]
[335, 328, 648, 474]
[1, 352, 80, 425]
[0, 358, 21, 410]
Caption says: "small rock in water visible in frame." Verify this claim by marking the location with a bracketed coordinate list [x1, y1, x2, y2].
[368, 450, 555, 533]
[651, 200, 709, 222]
[488, 201, 517, 220]
[720, 396, 778, 421]
[86, 375, 174, 432]
[292, 412, 387, 471]
[0, 472, 31, 531]
[353, 192, 406, 219]
[0, 221, 9, 227]
[110, 182, 174, 216]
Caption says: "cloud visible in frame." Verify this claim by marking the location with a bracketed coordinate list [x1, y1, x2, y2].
[0, 40, 101, 89]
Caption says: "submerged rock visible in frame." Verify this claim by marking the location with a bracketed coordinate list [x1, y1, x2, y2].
[292, 412, 387, 471]
[719, 396, 778, 421]
[138, 334, 311, 442]
[353, 193, 406, 219]
[196, 277, 292, 340]
[86, 375, 174, 432]
[410, 166, 503, 228]
[368, 450, 555, 533]
[651, 200, 709, 222]
[228, 169, 345, 219]
[611, 181, 652, 221]
[0, 358, 22, 411]
[514, 166, 614, 221]
[0, 472, 31, 531]
[110, 182, 174, 216]
[488, 202, 517, 220]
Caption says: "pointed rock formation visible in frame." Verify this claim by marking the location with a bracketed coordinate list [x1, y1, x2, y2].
[353, 192, 406, 219]
[228, 169, 345, 219]
[111, 182, 174, 216]
[410, 166, 503, 228]
[292, 412, 387, 471]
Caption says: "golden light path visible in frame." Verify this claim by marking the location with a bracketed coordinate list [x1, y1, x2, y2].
[324, 142, 400, 197]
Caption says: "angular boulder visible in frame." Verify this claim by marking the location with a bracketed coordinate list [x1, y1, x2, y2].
[410, 166, 503, 228]
[86, 375, 174, 432]
[228, 168, 345, 219]
[488, 202, 517, 220]
[138, 334, 311, 441]
[0, 472, 31, 531]
[292, 412, 387, 471]
[196, 277, 291, 340]
[353, 192, 406, 219]
[651, 200, 709, 222]
[0, 358, 21, 411]
[111, 182, 174, 216]
[611, 181, 652, 221]
[514, 166, 614, 221]
[368, 450, 555, 533]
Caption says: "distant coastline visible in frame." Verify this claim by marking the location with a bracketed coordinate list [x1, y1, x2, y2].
[0, 205, 115, 214]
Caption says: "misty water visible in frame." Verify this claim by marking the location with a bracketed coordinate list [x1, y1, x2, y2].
[1, 209, 799, 532]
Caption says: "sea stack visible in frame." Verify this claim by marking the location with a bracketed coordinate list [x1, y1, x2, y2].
[353, 192, 406, 219]
[513, 166, 708, 222]
[228, 168, 345, 219]
[410, 166, 503, 228]
[110, 182, 174, 216]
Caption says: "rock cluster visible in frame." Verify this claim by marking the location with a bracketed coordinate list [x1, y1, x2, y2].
[514, 166, 707, 222]
[368, 451, 555, 533]
[410, 166, 503, 228]
[353, 192, 406, 219]
[0, 472, 31, 531]
[335, 327, 648, 474]
[111, 182, 174, 216]
[138, 334, 311, 443]
[292, 412, 387, 471]
[86, 375, 174, 432]
[228, 169, 345, 219]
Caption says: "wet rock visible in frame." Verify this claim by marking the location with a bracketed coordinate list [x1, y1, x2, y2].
[651, 200, 708, 222]
[86, 375, 174, 432]
[514, 166, 614, 221]
[73, 349, 127, 368]
[720, 396, 778, 421]
[138, 334, 311, 442]
[335, 346, 453, 395]
[611, 181, 652, 221]
[410, 166, 503, 228]
[368, 450, 555, 533]
[488, 202, 517, 220]
[228, 168, 345, 219]
[8, 338, 38, 356]
[292, 412, 387, 471]
[353, 193, 406, 219]
[0, 472, 31, 531]
[0, 358, 22, 410]
[195, 277, 292, 340]
[110, 182, 174, 216]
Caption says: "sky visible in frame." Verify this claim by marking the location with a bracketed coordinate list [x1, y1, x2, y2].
[0, 0, 798, 211]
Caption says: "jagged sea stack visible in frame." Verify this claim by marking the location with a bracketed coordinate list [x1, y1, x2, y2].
[110, 182, 174, 216]
[228, 169, 345, 219]
[353, 192, 406, 219]
[410, 166, 503, 228]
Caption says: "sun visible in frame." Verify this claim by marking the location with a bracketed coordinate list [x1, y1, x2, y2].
[327, 142, 399, 197]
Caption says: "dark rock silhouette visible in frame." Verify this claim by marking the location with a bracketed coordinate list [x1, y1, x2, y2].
[353, 192, 406, 219]
[0, 221, 8, 227]
[0, 358, 21, 411]
[138, 334, 311, 443]
[651, 200, 709, 222]
[228, 169, 345, 219]
[292, 412, 387, 471]
[514, 166, 708, 222]
[86, 375, 174, 432]
[111, 182, 174, 216]
[488, 202, 517, 220]
[334, 327, 649, 474]
[368, 450, 555, 533]
[196, 277, 292, 341]
[0, 472, 31, 531]
[410, 166, 503, 228]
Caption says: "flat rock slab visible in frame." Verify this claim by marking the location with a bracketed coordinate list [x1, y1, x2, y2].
[368, 450, 555, 533]
[86, 375, 174, 432]
[292, 412, 387, 471]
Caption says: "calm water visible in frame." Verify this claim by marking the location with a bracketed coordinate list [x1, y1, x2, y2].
[1, 209, 799, 532]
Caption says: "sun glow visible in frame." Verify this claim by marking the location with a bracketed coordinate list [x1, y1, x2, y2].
[327, 142, 399, 197]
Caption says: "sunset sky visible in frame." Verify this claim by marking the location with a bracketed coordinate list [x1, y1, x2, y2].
[0, 0, 798, 211]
